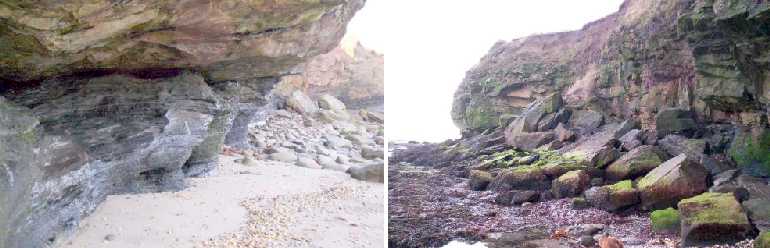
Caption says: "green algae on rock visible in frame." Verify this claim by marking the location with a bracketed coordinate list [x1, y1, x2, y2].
[650, 207, 680, 232]
[678, 192, 754, 246]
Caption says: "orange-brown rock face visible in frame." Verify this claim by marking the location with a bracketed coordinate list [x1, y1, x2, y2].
[276, 42, 384, 109]
[0, 0, 364, 83]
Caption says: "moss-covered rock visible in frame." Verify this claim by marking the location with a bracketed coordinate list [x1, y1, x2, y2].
[605, 145, 664, 181]
[650, 207, 680, 232]
[638, 154, 708, 210]
[551, 170, 591, 199]
[678, 192, 753, 246]
[469, 170, 494, 191]
[584, 180, 640, 212]
[488, 165, 548, 191]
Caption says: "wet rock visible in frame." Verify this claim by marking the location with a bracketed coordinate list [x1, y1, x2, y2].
[655, 108, 697, 138]
[584, 180, 640, 212]
[346, 163, 384, 183]
[286, 91, 320, 115]
[638, 154, 708, 210]
[678, 192, 753, 246]
[605, 145, 665, 181]
[469, 170, 494, 191]
[551, 170, 591, 199]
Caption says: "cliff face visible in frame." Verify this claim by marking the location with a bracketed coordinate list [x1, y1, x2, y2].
[452, 0, 769, 133]
[275, 42, 384, 110]
[0, 1, 363, 247]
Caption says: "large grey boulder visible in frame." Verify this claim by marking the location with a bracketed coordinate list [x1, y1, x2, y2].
[318, 94, 347, 112]
[655, 108, 697, 138]
[605, 145, 665, 181]
[678, 192, 753, 246]
[346, 163, 384, 183]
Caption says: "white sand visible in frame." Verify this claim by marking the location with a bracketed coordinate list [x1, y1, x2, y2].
[54, 155, 384, 248]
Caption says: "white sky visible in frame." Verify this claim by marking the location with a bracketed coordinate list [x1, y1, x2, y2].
[348, 0, 625, 142]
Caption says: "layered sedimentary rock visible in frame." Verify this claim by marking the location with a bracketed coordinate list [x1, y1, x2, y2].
[0, 1, 363, 247]
[452, 0, 769, 134]
[274, 41, 384, 110]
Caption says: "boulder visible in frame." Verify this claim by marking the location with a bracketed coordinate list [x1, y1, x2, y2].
[678, 192, 753, 246]
[584, 180, 640, 212]
[488, 166, 549, 191]
[269, 148, 298, 163]
[551, 170, 591, 199]
[361, 147, 384, 160]
[495, 190, 540, 205]
[469, 170, 494, 191]
[360, 110, 385, 124]
[318, 94, 347, 112]
[655, 108, 697, 138]
[346, 163, 384, 183]
[638, 154, 708, 210]
[569, 110, 604, 134]
[555, 123, 577, 142]
[757, 231, 770, 248]
[507, 131, 556, 151]
[296, 157, 321, 169]
[537, 109, 571, 131]
[618, 129, 642, 151]
[563, 123, 629, 168]
[744, 198, 770, 231]
[286, 91, 319, 115]
[650, 207, 680, 232]
[728, 128, 770, 177]
[605, 145, 665, 181]
[658, 135, 705, 159]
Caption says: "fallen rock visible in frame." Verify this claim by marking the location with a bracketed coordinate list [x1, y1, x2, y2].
[489, 166, 549, 191]
[728, 127, 770, 177]
[655, 108, 697, 138]
[555, 123, 577, 142]
[605, 145, 665, 181]
[569, 110, 604, 134]
[638, 154, 708, 210]
[318, 94, 347, 111]
[469, 170, 494, 191]
[360, 110, 384, 124]
[361, 147, 384, 160]
[551, 170, 591, 199]
[270, 149, 298, 163]
[507, 131, 556, 152]
[742, 198, 770, 231]
[678, 192, 753, 246]
[650, 207, 680, 232]
[346, 163, 384, 183]
[618, 129, 642, 151]
[584, 180, 640, 212]
[296, 157, 321, 169]
[495, 190, 540, 205]
[286, 91, 320, 115]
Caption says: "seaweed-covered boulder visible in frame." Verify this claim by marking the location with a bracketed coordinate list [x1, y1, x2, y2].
[605, 145, 665, 181]
[584, 180, 640, 212]
[650, 207, 680, 232]
[551, 170, 591, 199]
[489, 166, 549, 191]
[678, 192, 754, 246]
[655, 108, 697, 138]
[469, 170, 494, 191]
